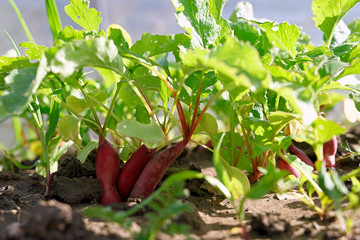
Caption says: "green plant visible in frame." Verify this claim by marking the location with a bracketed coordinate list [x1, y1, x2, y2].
[1, 0, 360, 237]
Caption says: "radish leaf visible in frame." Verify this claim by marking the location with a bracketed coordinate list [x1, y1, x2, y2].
[65, 0, 102, 32]
[312, 0, 360, 46]
[118, 120, 165, 148]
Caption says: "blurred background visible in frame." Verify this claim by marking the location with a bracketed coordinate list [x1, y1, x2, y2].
[0, 0, 360, 148]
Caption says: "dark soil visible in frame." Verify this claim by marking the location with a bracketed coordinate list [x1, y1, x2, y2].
[1, 127, 360, 240]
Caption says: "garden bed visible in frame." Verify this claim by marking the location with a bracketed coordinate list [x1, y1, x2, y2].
[1, 126, 360, 240]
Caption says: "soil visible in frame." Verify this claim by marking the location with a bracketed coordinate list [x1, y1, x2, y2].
[1, 127, 360, 240]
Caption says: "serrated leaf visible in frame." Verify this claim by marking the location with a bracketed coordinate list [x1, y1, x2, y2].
[19, 42, 47, 60]
[57, 26, 86, 42]
[1, 68, 38, 115]
[58, 115, 82, 146]
[181, 37, 268, 99]
[131, 33, 191, 57]
[171, 0, 221, 47]
[208, 0, 231, 43]
[257, 21, 300, 59]
[312, 0, 360, 44]
[51, 38, 124, 79]
[117, 120, 165, 148]
[64, 0, 102, 32]
[107, 24, 131, 51]
[0, 56, 36, 73]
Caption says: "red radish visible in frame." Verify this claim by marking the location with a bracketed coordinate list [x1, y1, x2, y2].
[323, 136, 337, 168]
[96, 136, 122, 204]
[129, 140, 187, 198]
[288, 143, 314, 167]
[117, 144, 156, 200]
[278, 157, 302, 178]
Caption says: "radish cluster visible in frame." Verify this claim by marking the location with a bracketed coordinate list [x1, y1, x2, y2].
[95, 137, 187, 204]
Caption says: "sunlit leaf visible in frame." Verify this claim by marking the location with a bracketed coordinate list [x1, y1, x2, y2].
[64, 0, 102, 32]
[51, 38, 124, 79]
[246, 166, 288, 199]
[57, 26, 86, 42]
[257, 21, 300, 59]
[58, 115, 82, 146]
[131, 33, 191, 57]
[19, 42, 47, 60]
[171, 0, 221, 47]
[117, 120, 165, 148]
[312, 0, 360, 44]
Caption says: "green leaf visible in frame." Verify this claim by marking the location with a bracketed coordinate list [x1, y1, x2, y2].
[1, 68, 38, 115]
[312, 118, 346, 144]
[131, 33, 191, 57]
[213, 133, 231, 192]
[213, 133, 250, 199]
[269, 81, 317, 125]
[58, 115, 82, 146]
[221, 158, 250, 198]
[350, 91, 360, 111]
[77, 141, 98, 163]
[336, 57, 360, 80]
[117, 120, 165, 148]
[0, 56, 36, 73]
[107, 24, 131, 51]
[269, 111, 298, 136]
[57, 26, 86, 42]
[64, 0, 102, 32]
[45, 0, 63, 43]
[45, 99, 60, 143]
[134, 105, 150, 124]
[184, 70, 217, 105]
[199, 112, 218, 136]
[318, 165, 348, 208]
[51, 38, 124, 79]
[257, 21, 300, 59]
[181, 37, 269, 99]
[339, 43, 360, 62]
[246, 166, 288, 199]
[171, 0, 221, 47]
[312, 0, 360, 45]
[66, 95, 89, 113]
[208, 0, 231, 43]
[19, 42, 47, 60]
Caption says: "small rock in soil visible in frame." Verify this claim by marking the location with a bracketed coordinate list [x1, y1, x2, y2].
[5, 200, 85, 240]
[51, 176, 102, 204]
[251, 212, 290, 236]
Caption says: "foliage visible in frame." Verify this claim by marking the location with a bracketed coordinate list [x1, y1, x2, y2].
[1, 0, 360, 237]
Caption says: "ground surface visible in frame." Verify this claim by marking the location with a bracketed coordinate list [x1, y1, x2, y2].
[1, 127, 360, 240]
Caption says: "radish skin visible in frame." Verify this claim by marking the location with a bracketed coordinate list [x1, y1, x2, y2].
[96, 136, 122, 204]
[117, 144, 156, 200]
[288, 143, 314, 167]
[278, 157, 302, 178]
[129, 140, 187, 198]
[323, 136, 337, 168]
